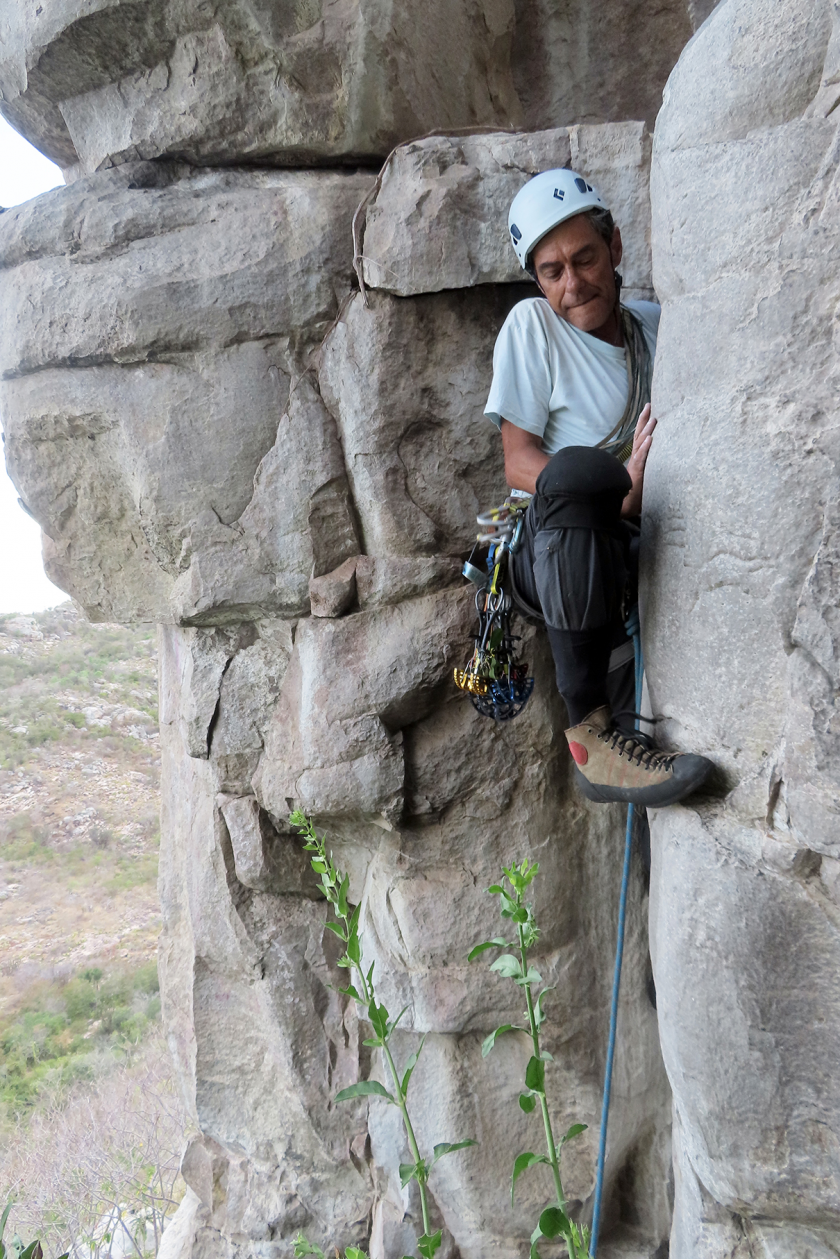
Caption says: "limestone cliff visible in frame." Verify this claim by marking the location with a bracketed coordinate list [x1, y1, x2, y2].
[5, 1, 835, 1257]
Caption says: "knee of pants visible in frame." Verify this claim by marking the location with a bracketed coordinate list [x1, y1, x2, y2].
[536, 445, 632, 501]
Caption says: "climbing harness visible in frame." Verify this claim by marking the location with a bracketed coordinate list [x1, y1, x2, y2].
[589, 605, 644, 1257]
[453, 495, 534, 721]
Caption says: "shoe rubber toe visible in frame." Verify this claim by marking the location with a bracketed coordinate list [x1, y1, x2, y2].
[574, 753, 713, 808]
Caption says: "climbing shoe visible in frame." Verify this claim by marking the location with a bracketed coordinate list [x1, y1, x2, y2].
[565, 705, 713, 807]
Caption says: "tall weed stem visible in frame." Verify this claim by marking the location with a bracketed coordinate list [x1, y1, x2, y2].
[469, 860, 590, 1259]
[290, 811, 474, 1259]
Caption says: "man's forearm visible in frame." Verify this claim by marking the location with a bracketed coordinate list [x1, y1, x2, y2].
[505, 447, 550, 495]
[500, 419, 550, 494]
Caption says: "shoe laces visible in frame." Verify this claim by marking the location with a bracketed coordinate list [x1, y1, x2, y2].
[596, 724, 677, 773]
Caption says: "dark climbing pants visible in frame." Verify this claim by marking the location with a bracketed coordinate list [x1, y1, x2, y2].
[509, 445, 638, 728]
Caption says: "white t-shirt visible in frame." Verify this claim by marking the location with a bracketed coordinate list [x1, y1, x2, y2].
[484, 297, 660, 453]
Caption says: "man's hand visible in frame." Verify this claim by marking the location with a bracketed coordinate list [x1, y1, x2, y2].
[621, 403, 657, 518]
[501, 420, 550, 494]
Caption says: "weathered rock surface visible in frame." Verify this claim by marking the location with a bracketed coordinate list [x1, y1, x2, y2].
[0, 163, 370, 623]
[645, 0, 840, 1252]
[360, 124, 654, 301]
[319, 287, 531, 558]
[0, 11, 717, 1245]
[0, 0, 714, 175]
[159, 611, 672, 1258]
[0, 0, 521, 172]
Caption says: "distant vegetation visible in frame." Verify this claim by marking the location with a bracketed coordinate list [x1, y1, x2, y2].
[0, 605, 183, 1257]
[0, 609, 157, 771]
[0, 961, 161, 1112]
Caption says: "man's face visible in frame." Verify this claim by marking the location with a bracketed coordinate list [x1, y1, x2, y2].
[531, 214, 623, 334]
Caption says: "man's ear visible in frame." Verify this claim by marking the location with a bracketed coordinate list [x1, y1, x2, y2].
[610, 225, 623, 269]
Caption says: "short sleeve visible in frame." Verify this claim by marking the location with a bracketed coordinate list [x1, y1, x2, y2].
[484, 304, 552, 440]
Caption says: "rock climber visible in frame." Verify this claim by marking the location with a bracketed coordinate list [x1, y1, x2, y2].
[484, 168, 712, 807]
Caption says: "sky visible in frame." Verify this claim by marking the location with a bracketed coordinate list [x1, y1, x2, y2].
[0, 117, 67, 614]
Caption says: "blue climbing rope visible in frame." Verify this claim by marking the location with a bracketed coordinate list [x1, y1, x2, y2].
[589, 609, 644, 1256]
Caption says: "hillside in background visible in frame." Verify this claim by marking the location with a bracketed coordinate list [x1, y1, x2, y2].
[0, 604, 184, 1256]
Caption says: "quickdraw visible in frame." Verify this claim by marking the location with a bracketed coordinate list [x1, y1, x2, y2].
[453, 495, 534, 721]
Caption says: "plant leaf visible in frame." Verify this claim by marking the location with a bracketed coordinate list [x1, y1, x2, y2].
[480, 1024, 523, 1058]
[324, 921, 347, 940]
[538, 1207, 571, 1239]
[339, 984, 361, 1001]
[293, 1237, 326, 1259]
[417, 1232, 442, 1259]
[401, 1033, 427, 1095]
[511, 1151, 549, 1203]
[467, 939, 508, 962]
[428, 1140, 477, 1169]
[524, 1055, 545, 1093]
[0, 1206, 11, 1249]
[367, 998, 389, 1042]
[518, 1092, 536, 1113]
[347, 929, 361, 965]
[18, 1243, 42, 1259]
[515, 965, 543, 987]
[534, 986, 555, 1028]
[337, 874, 350, 918]
[540, 1050, 554, 1062]
[345, 1250, 369, 1259]
[561, 1122, 588, 1144]
[489, 954, 522, 980]
[334, 1080, 394, 1105]
[399, 1161, 422, 1189]
[387, 1005, 411, 1037]
[487, 884, 504, 895]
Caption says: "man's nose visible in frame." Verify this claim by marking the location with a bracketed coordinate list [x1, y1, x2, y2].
[565, 265, 585, 295]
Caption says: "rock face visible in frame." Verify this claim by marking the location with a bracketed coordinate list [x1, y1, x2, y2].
[0, 0, 754, 1255]
[645, 0, 840, 1253]
[0, 0, 709, 175]
[0, 119, 675, 1255]
[358, 124, 654, 301]
[0, 163, 370, 623]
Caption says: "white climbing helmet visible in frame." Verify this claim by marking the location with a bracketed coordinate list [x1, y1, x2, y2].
[508, 168, 607, 271]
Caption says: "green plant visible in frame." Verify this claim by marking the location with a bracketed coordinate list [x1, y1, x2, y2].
[469, 860, 590, 1259]
[293, 1238, 367, 1259]
[0, 1202, 68, 1259]
[290, 811, 475, 1259]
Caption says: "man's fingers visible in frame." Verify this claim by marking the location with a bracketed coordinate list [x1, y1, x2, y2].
[633, 411, 657, 451]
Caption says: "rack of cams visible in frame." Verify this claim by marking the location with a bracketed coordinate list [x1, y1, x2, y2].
[454, 497, 534, 721]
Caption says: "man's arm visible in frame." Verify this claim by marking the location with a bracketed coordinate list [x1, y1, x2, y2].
[502, 405, 657, 513]
[501, 420, 549, 495]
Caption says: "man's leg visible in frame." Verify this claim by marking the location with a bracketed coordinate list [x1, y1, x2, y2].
[523, 445, 631, 721]
[513, 445, 712, 806]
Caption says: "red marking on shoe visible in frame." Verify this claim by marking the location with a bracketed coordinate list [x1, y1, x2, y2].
[569, 741, 588, 766]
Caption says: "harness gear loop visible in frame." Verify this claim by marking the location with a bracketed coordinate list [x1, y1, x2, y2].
[453, 495, 534, 722]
